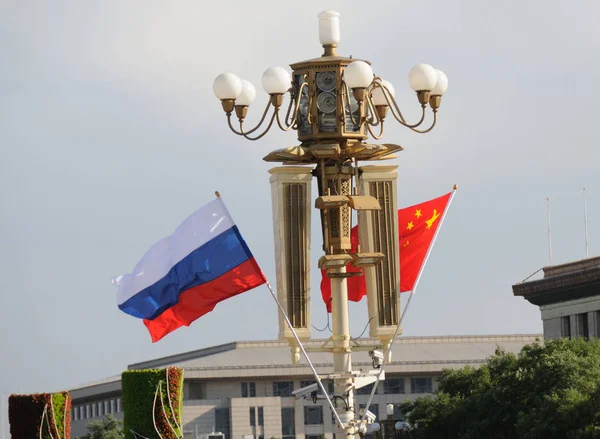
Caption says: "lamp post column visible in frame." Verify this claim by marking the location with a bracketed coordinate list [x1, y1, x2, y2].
[330, 268, 356, 437]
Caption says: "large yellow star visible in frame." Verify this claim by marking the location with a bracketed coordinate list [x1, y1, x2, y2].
[415, 209, 422, 218]
[406, 221, 414, 230]
[426, 209, 441, 229]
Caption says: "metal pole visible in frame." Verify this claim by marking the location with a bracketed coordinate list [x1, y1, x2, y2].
[546, 197, 553, 265]
[265, 281, 344, 428]
[329, 267, 355, 437]
[584, 188, 589, 258]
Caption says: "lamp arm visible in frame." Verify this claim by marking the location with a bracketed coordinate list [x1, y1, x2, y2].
[375, 81, 427, 128]
[407, 110, 437, 133]
[278, 81, 308, 131]
[365, 92, 382, 127]
[226, 99, 273, 136]
[239, 111, 278, 140]
[367, 119, 385, 139]
[343, 81, 363, 127]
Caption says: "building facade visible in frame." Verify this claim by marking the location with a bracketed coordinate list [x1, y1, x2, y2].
[68, 335, 539, 438]
[513, 256, 600, 340]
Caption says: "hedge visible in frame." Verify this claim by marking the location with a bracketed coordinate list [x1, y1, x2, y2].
[122, 367, 183, 439]
[9, 392, 71, 439]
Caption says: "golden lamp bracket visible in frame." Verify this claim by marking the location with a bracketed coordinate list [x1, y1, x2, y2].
[350, 252, 385, 268]
[315, 194, 380, 211]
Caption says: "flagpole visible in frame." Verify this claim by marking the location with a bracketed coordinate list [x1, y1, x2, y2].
[584, 188, 589, 258]
[215, 189, 343, 427]
[546, 197, 553, 265]
[360, 184, 458, 424]
[264, 281, 345, 429]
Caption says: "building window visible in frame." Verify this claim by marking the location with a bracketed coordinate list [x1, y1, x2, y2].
[384, 378, 404, 394]
[92, 403, 97, 418]
[215, 408, 231, 439]
[306, 436, 321, 439]
[189, 382, 206, 400]
[300, 380, 316, 388]
[562, 316, 571, 338]
[327, 380, 334, 394]
[98, 401, 104, 416]
[85, 405, 90, 419]
[273, 381, 294, 397]
[116, 398, 121, 412]
[411, 377, 433, 394]
[576, 313, 589, 339]
[104, 400, 109, 415]
[281, 407, 295, 438]
[258, 407, 264, 426]
[110, 399, 115, 414]
[357, 382, 376, 395]
[250, 407, 256, 426]
[79, 406, 84, 420]
[72, 407, 77, 421]
[304, 406, 323, 425]
[241, 381, 256, 398]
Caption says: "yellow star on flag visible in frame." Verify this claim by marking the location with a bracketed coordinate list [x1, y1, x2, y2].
[415, 209, 422, 218]
[406, 221, 414, 231]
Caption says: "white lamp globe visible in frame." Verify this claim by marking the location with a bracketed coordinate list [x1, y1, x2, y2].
[369, 422, 381, 433]
[408, 63, 437, 91]
[395, 421, 410, 431]
[213, 73, 242, 100]
[236, 80, 256, 106]
[344, 61, 374, 89]
[261, 67, 291, 94]
[318, 10, 340, 45]
[431, 69, 448, 96]
[372, 80, 395, 105]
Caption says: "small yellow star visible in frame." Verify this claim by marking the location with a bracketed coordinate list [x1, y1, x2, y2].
[403, 240, 410, 247]
[415, 209, 422, 218]
[406, 221, 414, 230]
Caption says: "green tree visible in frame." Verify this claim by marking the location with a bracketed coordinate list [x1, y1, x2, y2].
[80, 415, 125, 439]
[401, 338, 600, 439]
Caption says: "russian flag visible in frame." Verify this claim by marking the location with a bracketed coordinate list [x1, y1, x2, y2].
[113, 197, 266, 342]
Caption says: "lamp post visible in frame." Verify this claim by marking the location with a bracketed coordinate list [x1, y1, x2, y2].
[213, 10, 447, 438]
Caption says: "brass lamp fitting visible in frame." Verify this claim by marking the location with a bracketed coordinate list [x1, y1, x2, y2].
[352, 88, 367, 103]
[235, 105, 248, 121]
[416, 90, 431, 106]
[322, 44, 338, 57]
[221, 99, 235, 114]
[270, 94, 284, 108]
[429, 95, 442, 111]
[375, 105, 389, 121]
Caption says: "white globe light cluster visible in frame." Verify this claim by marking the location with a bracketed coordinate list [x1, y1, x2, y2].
[213, 67, 292, 106]
[343, 61, 448, 99]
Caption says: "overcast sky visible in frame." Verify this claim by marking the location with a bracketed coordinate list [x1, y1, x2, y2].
[1, 0, 599, 429]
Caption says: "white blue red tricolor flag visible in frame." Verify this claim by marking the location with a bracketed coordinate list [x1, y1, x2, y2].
[113, 197, 266, 342]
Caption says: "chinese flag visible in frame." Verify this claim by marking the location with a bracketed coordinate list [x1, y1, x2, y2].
[320, 192, 452, 312]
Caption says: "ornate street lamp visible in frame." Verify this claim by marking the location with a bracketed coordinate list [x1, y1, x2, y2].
[213, 9, 447, 438]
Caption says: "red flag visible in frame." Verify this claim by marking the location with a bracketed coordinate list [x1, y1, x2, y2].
[320, 192, 452, 312]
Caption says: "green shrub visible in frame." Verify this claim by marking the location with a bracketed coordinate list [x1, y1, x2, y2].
[9, 392, 71, 439]
[122, 368, 183, 439]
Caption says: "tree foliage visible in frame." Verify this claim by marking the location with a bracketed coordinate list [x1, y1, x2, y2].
[401, 338, 600, 439]
[80, 415, 125, 439]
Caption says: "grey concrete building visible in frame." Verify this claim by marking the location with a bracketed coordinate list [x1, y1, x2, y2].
[68, 335, 539, 438]
[513, 256, 600, 340]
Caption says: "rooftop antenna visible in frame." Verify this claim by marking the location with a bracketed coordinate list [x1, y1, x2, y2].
[584, 188, 589, 258]
[546, 197, 553, 265]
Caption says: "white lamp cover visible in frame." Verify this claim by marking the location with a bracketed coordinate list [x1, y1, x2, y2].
[372, 79, 395, 105]
[318, 9, 340, 45]
[261, 67, 292, 94]
[344, 61, 374, 89]
[213, 73, 242, 100]
[408, 63, 437, 92]
[431, 69, 448, 96]
[236, 80, 256, 106]
[387, 403, 395, 416]
[369, 422, 381, 433]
